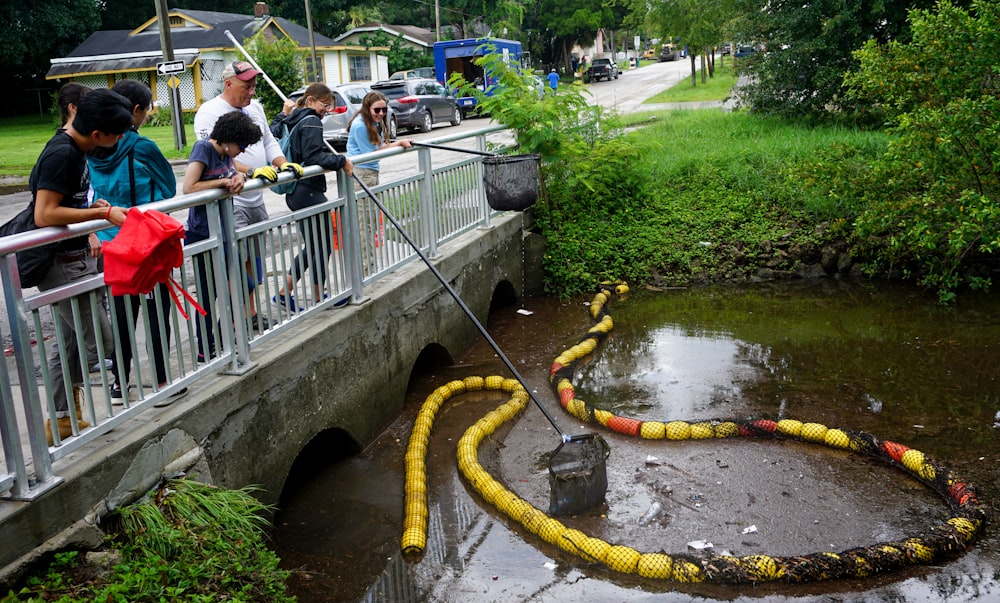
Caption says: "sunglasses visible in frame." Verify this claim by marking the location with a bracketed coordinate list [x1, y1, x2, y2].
[372, 107, 388, 114]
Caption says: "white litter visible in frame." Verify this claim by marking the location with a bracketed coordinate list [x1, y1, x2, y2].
[645, 455, 661, 465]
[742, 525, 758, 534]
[543, 562, 558, 571]
[687, 540, 714, 550]
[517, 308, 533, 316]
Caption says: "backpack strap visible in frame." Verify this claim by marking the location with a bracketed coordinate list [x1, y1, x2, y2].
[128, 147, 137, 207]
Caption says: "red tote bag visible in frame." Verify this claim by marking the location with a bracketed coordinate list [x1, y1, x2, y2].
[103, 207, 205, 319]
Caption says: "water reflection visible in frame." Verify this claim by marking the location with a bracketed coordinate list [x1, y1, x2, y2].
[273, 279, 998, 602]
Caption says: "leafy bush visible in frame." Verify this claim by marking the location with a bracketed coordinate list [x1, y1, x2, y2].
[247, 36, 304, 118]
[844, 0, 1000, 302]
[4, 479, 294, 602]
[448, 46, 614, 161]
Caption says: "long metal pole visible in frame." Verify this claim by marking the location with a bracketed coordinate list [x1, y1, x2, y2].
[224, 30, 288, 102]
[223, 29, 339, 155]
[352, 173, 570, 440]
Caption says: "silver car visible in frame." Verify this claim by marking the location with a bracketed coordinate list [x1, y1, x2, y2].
[289, 83, 398, 148]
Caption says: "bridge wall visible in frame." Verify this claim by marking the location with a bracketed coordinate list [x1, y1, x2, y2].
[0, 212, 531, 578]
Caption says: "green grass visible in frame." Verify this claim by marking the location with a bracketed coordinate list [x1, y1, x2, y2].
[535, 109, 888, 296]
[644, 61, 737, 104]
[0, 115, 195, 178]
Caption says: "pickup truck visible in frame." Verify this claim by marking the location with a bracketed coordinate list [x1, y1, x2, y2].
[586, 58, 619, 82]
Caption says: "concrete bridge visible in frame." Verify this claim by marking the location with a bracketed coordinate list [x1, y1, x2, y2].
[0, 127, 543, 579]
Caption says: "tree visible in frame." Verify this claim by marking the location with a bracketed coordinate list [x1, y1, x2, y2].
[647, 0, 729, 85]
[728, 0, 948, 120]
[0, 0, 101, 116]
[843, 0, 1000, 301]
[358, 31, 433, 73]
[246, 35, 305, 117]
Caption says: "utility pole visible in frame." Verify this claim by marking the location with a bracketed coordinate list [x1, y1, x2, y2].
[155, 0, 186, 150]
[435, 0, 441, 41]
[305, 0, 320, 81]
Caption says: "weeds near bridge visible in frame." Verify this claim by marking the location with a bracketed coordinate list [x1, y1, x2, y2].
[3, 479, 294, 602]
[535, 110, 888, 297]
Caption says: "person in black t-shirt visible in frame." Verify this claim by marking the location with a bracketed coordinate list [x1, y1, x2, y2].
[31, 88, 134, 445]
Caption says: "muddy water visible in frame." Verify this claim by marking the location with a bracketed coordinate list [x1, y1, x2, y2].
[271, 279, 1000, 602]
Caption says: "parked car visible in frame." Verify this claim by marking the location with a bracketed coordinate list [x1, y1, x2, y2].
[733, 46, 757, 58]
[389, 67, 437, 81]
[288, 83, 398, 147]
[370, 78, 462, 133]
[720, 42, 732, 55]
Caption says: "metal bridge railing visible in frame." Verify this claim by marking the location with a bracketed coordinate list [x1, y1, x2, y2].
[0, 125, 509, 501]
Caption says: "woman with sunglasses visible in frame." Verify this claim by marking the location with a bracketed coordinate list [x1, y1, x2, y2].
[346, 91, 412, 187]
[346, 91, 412, 273]
[273, 83, 354, 311]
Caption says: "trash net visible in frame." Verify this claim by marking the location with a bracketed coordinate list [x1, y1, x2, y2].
[548, 434, 611, 516]
[482, 154, 541, 211]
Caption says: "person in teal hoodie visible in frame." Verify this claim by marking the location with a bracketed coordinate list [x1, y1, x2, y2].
[88, 79, 182, 405]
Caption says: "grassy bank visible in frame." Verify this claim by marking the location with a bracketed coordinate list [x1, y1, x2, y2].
[0, 115, 194, 178]
[644, 61, 737, 103]
[536, 109, 888, 296]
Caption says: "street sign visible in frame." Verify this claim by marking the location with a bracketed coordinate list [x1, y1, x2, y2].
[156, 60, 186, 75]
[167, 75, 180, 89]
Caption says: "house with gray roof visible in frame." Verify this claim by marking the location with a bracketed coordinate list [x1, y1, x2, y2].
[333, 23, 437, 53]
[46, 3, 389, 112]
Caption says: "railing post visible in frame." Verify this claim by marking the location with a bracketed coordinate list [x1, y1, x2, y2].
[476, 134, 493, 230]
[341, 170, 368, 302]
[1, 256, 59, 499]
[417, 145, 438, 258]
[209, 198, 243, 373]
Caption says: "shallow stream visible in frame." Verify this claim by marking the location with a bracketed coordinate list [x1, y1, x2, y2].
[272, 279, 999, 602]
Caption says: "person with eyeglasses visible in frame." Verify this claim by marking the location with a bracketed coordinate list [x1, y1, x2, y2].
[182, 112, 263, 364]
[271, 83, 354, 311]
[346, 91, 412, 187]
[346, 91, 412, 273]
[194, 61, 301, 333]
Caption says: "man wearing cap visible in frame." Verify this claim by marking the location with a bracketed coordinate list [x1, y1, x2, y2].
[194, 60, 302, 332]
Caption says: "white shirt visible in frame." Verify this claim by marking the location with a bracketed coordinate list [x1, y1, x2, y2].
[194, 96, 283, 209]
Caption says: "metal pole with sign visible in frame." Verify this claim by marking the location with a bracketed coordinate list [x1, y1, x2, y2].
[155, 0, 186, 150]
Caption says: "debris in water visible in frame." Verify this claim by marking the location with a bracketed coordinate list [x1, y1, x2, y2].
[638, 501, 662, 526]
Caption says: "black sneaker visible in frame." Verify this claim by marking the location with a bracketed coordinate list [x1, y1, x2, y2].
[251, 314, 270, 331]
[110, 383, 133, 406]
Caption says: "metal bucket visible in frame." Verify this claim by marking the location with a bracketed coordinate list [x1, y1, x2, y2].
[547, 434, 611, 516]
[482, 154, 541, 211]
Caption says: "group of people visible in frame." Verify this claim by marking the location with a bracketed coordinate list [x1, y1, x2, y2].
[27, 59, 409, 445]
